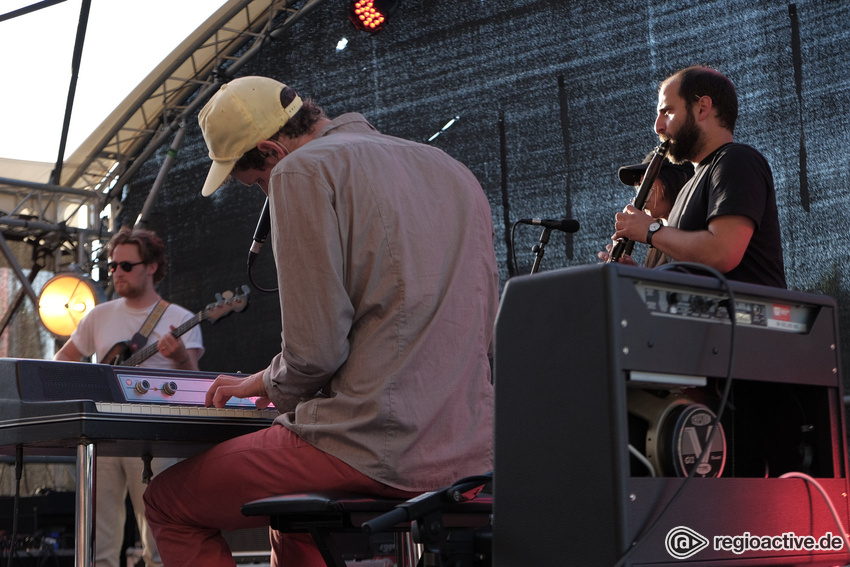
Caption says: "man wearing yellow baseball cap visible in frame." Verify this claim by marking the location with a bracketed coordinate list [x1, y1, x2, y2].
[145, 76, 499, 566]
[197, 76, 303, 197]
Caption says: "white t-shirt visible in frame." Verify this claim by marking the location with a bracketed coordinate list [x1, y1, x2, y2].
[70, 297, 204, 368]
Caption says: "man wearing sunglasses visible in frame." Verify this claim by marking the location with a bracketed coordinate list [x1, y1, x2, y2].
[55, 226, 204, 567]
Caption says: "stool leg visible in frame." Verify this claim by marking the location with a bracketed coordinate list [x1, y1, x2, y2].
[309, 527, 348, 567]
[395, 531, 421, 567]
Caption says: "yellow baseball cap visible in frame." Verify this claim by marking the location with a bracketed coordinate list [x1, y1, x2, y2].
[198, 76, 302, 196]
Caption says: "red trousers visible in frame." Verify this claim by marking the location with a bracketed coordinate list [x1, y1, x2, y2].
[144, 424, 418, 566]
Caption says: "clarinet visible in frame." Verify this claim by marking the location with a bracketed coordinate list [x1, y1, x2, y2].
[606, 140, 670, 263]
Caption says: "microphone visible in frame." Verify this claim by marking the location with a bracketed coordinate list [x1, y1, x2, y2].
[248, 197, 271, 267]
[518, 217, 580, 233]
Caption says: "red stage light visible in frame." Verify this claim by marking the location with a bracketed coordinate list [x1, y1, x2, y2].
[349, 0, 398, 32]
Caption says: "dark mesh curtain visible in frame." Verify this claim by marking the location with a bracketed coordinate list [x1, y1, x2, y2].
[124, 1, 850, 391]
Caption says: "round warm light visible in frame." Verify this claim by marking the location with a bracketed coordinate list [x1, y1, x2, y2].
[38, 273, 102, 338]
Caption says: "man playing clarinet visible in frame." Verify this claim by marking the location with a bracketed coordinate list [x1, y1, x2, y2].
[607, 65, 786, 288]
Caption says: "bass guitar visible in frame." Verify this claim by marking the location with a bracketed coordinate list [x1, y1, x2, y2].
[103, 286, 250, 366]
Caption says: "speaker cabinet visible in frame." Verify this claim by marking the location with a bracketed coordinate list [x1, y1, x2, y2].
[494, 263, 850, 566]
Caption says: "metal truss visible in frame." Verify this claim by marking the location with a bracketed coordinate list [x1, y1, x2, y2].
[0, 0, 330, 337]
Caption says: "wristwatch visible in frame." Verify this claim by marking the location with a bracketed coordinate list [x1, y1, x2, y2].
[646, 221, 663, 248]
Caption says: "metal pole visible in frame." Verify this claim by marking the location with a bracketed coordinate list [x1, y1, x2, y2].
[52, 0, 91, 186]
[136, 122, 187, 227]
[0, 232, 39, 304]
[0, 263, 42, 339]
[75, 442, 96, 567]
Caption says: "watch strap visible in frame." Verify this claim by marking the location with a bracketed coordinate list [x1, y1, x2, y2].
[647, 221, 662, 248]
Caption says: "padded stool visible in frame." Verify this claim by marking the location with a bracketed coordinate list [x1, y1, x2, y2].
[242, 483, 492, 567]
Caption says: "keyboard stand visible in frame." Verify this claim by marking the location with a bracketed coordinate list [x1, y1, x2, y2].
[75, 442, 95, 567]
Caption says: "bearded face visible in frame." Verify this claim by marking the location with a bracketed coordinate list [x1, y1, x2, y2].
[663, 104, 705, 164]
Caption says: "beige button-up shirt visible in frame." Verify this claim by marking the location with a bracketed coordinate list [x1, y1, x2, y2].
[262, 114, 498, 491]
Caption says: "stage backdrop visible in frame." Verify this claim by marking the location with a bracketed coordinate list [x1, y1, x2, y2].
[122, 1, 850, 391]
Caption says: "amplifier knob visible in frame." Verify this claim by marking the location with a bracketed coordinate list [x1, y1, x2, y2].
[161, 381, 178, 396]
[134, 380, 150, 394]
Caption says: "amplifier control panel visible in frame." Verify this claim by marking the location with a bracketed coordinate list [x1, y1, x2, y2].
[634, 282, 815, 333]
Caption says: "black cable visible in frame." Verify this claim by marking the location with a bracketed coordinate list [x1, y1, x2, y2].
[498, 112, 515, 278]
[246, 254, 277, 293]
[613, 262, 736, 567]
[508, 221, 521, 277]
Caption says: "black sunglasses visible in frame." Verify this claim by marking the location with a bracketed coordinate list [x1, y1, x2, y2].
[107, 260, 145, 273]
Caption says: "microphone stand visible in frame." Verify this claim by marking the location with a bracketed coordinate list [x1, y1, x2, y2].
[530, 227, 552, 275]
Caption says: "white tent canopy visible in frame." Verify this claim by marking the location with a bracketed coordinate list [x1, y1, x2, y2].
[0, 0, 327, 257]
[0, 0, 328, 337]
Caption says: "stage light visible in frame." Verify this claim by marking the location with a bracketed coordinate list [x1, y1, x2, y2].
[38, 273, 104, 338]
[349, 0, 399, 32]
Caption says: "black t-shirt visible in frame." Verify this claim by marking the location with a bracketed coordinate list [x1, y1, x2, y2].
[666, 143, 787, 288]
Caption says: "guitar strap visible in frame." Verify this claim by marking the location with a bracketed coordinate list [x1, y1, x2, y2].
[127, 299, 170, 353]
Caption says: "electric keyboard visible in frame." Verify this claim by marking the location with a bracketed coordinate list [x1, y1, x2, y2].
[0, 357, 281, 566]
[0, 358, 277, 458]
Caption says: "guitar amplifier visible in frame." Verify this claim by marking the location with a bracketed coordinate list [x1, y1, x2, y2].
[493, 263, 850, 566]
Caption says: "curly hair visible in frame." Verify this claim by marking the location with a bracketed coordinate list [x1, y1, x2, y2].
[107, 226, 167, 284]
[233, 86, 327, 173]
